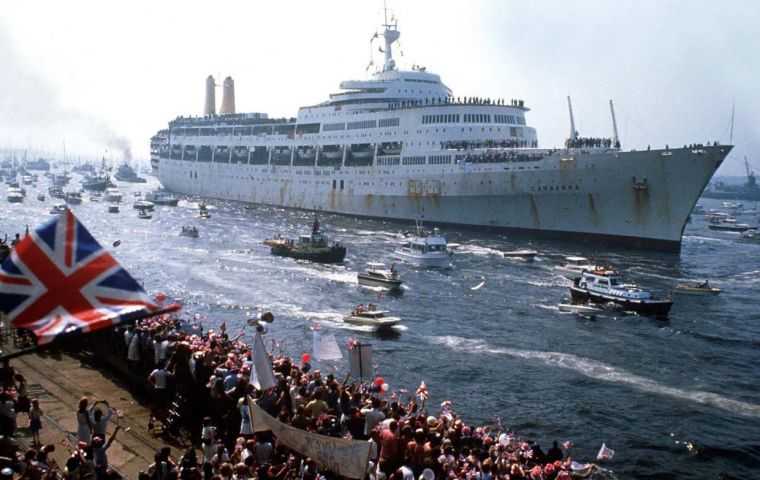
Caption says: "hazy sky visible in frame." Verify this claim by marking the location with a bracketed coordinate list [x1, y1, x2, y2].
[1, 0, 758, 175]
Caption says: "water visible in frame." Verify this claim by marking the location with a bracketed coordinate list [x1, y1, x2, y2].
[4, 176, 760, 478]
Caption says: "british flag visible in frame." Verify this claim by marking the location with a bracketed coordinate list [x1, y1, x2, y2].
[0, 209, 177, 345]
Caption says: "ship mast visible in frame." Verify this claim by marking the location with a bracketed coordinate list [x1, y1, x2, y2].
[567, 96, 577, 141]
[609, 100, 620, 149]
[381, 0, 400, 71]
[729, 99, 735, 144]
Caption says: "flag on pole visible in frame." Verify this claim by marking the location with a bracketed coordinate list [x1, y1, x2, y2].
[312, 331, 342, 361]
[596, 443, 615, 461]
[0, 209, 178, 345]
[250, 331, 276, 390]
[416, 381, 429, 401]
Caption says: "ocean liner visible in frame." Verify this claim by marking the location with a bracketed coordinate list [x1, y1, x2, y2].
[150, 13, 731, 252]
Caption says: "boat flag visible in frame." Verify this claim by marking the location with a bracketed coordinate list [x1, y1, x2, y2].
[0, 209, 179, 346]
[596, 442, 615, 461]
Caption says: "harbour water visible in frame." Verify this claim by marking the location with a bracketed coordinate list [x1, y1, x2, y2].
[3, 176, 760, 478]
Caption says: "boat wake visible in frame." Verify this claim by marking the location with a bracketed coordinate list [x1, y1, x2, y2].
[430, 335, 760, 418]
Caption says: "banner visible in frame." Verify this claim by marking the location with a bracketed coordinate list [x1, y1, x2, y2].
[313, 331, 343, 361]
[348, 343, 373, 379]
[248, 397, 370, 479]
[250, 332, 276, 390]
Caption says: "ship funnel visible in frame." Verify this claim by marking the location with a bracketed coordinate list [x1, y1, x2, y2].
[203, 75, 216, 116]
[220, 76, 236, 114]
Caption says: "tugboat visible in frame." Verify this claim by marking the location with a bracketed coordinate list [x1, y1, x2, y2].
[180, 226, 199, 238]
[570, 269, 673, 316]
[343, 304, 401, 330]
[357, 262, 403, 289]
[393, 223, 452, 269]
[264, 217, 346, 263]
[114, 163, 147, 183]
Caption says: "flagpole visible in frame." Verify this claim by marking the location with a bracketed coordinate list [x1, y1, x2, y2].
[0, 304, 181, 362]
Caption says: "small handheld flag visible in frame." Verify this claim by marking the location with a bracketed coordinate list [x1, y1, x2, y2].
[0, 209, 179, 348]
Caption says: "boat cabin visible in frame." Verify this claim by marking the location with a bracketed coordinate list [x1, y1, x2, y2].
[579, 270, 653, 300]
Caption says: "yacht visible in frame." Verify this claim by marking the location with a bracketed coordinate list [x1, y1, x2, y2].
[357, 262, 403, 289]
[343, 306, 401, 330]
[6, 188, 24, 203]
[553, 256, 598, 279]
[570, 269, 672, 316]
[393, 225, 452, 269]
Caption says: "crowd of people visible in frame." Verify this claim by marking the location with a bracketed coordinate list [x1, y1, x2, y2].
[441, 140, 539, 151]
[563, 138, 618, 150]
[87, 312, 599, 480]
[389, 97, 526, 110]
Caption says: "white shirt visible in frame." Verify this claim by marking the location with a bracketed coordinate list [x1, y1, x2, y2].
[150, 369, 169, 389]
[361, 408, 385, 436]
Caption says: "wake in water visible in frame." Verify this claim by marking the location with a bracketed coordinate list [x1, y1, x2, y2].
[431, 336, 760, 418]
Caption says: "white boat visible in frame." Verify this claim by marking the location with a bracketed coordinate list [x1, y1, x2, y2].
[393, 225, 452, 269]
[722, 201, 743, 209]
[558, 303, 603, 317]
[137, 210, 152, 219]
[674, 282, 722, 296]
[708, 218, 756, 232]
[103, 188, 123, 203]
[570, 269, 673, 316]
[6, 188, 24, 203]
[133, 200, 155, 211]
[553, 256, 597, 279]
[357, 262, 403, 289]
[740, 230, 760, 241]
[343, 308, 401, 330]
[50, 204, 67, 214]
[108, 204, 120, 213]
[502, 249, 538, 261]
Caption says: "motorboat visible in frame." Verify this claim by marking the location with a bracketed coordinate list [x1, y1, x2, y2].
[6, 188, 24, 203]
[343, 306, 401, 330]
[740, 230, 760, 241]
[558, 303, 603, 318]
[36, 193, 45, 202]
[707, 218, 756, 232]
[64, 191, 83, 205]
[692, 204, 705, 214]
[90, 193, 102, 202]
[103, 188, 123, 203]
[199, 202, 211, 218]
[137, 210, 152, 219]
[553, 256, 598, 279]
[570, 269, 672, 316]
[107, 204, 120, 213]
[48, 186, 65, 199]
[180, 226, 199, 238]
[357, 262, 403, 289]
[393, 224, 452, 269]
[502, 249, 538, 261]
[264, 217, 346, 263]
[145, 192, 179, 206]
[50, 204, 67, 215]
[722, 201, 743, 209]
[674, 281, 722, 296]
[133, 200, 155, 211]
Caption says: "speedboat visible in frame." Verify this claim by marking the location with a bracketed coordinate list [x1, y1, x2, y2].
[553, 256, 598, 279]
[103, 188, 123, 203]
[6, 188, 24, 203]
[674, 282, 722, 296]
[343, 307, 401, 330]
[393, 224, 452, 269]
[133, 200, 155, 211]
[107, 204, 120, 213]
[357, 262, 403, 289]
[50, 204, 67, 214]
[137, 210, 152, 219]
[180, 226, 199, 238]
[502, 249, 538, 261]
[558, 303, 603, 317]
[570, 269, 672, 316]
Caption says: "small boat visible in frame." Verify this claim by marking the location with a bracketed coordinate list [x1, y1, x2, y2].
[692, 204, 705, 214]
[81, 173, 109, 191]
[553, 256, 598, 279]
[36, 193, 45, 202]
[199, 203, 211, 218]
[145, 191, 179, 206]
[180, 226, 199, 238]
[393, 223, 452, 269]
[558, 303, 603, 317]
[133, 200, 155, 211]
[708, 218, 756, 232]
[357, 262, 403, 289]
[570, 269, 672, 316]
[103, 188, 123, 203]
[64, 192, 83, 205]
[50, 204, 67, 214]
[108, 204, 120, 213]
[722, 201, 743, 209]
[265, 217, 346, 263]
[48, 186, 65, 199]
[6, 188, 24, 203]
[137, 210, 152, 219]
[90, 193, 102, 202]
[740, 230, 760, 241]
[674, 281, 722, 296]
[343, 306, 401, 330]
[502, 249, 538, 261]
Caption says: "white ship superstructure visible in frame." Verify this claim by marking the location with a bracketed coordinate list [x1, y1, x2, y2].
[151, 13, 731, 252]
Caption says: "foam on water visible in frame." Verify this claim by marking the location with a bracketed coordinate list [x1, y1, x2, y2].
[431, 335, 760, 418]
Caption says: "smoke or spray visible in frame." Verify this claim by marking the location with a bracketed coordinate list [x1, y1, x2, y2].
[0, 22, 131, 158]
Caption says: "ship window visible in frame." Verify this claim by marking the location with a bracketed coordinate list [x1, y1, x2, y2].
[332, 179, 336, 189]
[340, 180, 344, 189]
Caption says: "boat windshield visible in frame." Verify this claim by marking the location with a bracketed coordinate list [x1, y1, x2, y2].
[428, 244, 446, 252]
[609, 277, 621, 286]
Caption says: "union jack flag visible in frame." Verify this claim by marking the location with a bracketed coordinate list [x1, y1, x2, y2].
[0, 209, 178, 345]
[416, 381, 429, 401]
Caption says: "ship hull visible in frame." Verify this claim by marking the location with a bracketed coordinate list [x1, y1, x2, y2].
[155, 145, 730, 252]
[270, 246, 347, 263]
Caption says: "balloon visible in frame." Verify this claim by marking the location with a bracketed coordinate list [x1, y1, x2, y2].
[375, 377, 384, 386]
[155, 292, 167, 302]
[381, 383, 389, 392]
[301, 353, 311, 364]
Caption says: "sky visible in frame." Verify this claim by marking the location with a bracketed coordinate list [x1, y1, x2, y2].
[0, 0, 758, 176]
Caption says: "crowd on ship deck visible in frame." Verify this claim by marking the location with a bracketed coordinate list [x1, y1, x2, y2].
[109, 313, 598, 480]
[563, 138, 617, 150]
[441, 140, 538, 151]
[389, 97, 525, 110]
